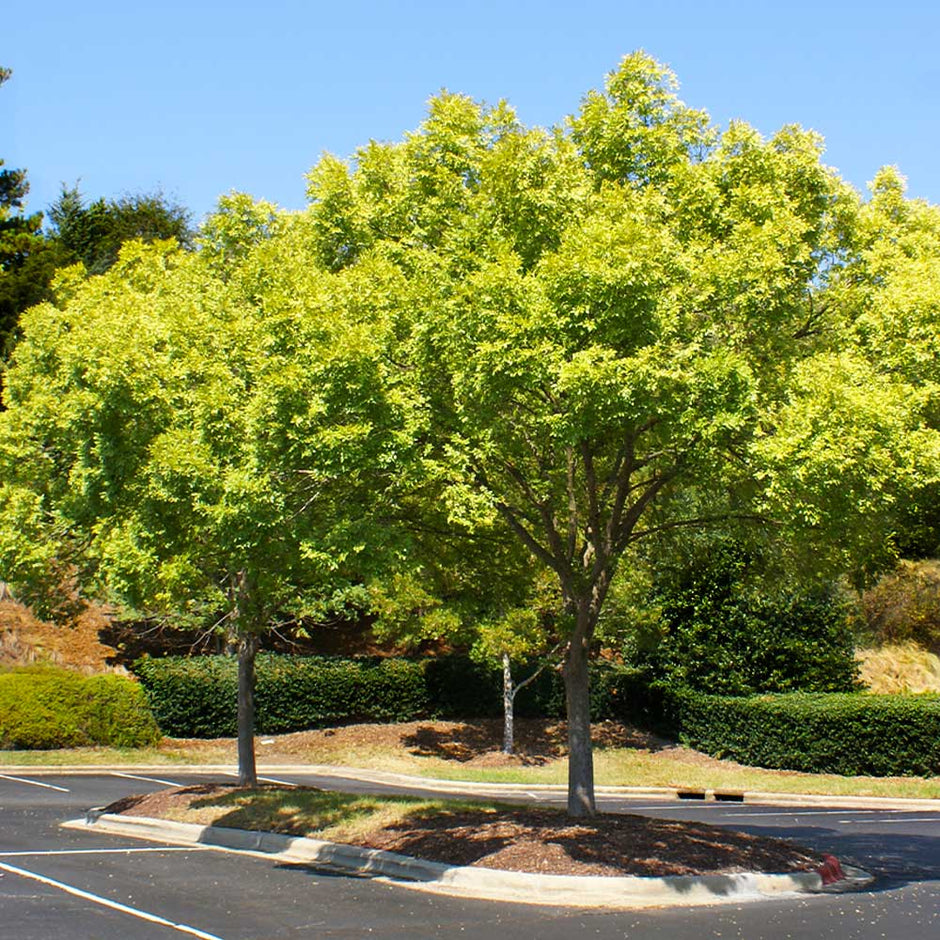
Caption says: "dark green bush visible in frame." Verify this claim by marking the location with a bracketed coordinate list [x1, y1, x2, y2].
[0, 668, 161, 749]
[135, 654, 433, 737]
[256, 656, 430, 733]
[133, 657, 238, 737]
[134, 652, 940, 778]
[645, 545, 860, 694]
[671, 689, 940, 776]
[423, 656, 502, 720]
[133, 653, 648, 737]
[423, 655, 571, 721]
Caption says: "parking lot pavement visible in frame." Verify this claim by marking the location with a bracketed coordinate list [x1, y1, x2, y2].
[2, 771, 940, 939]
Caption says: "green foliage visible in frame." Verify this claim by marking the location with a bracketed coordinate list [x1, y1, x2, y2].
[641, 545, 860, 694]
[0, 67, 51, 363]
[0, 229, 412, 629]
[132, 653, 645, 736]
[4, 53, 940, 807]
[758, 168, 940, 575]
[256, 656, 430, 733]
[671, 689, 940, 777]
[301, 51, 925, 811]
[47, 184, 193, 275]
[860, 559, 940, 651]
[134, 655, 431, 737]
[0, 668, 161, 749]
[424, 654, 568, 720]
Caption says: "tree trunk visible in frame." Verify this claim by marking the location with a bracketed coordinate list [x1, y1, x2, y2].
[236, 631, 260, 788]
[563, 630, 595, 817]
[502, 651, 515, 755]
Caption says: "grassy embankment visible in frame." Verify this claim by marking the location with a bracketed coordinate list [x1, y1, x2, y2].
[4, 720, 940, 800]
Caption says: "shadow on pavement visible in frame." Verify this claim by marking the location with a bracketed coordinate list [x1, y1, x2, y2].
[733, 822, 940, 891]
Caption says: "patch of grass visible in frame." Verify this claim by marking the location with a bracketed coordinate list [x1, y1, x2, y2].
[163, 786, 493, 843]
[394, 749, 940, 799]
[5, 722, 940, 800]
[0, 746, 182, 766]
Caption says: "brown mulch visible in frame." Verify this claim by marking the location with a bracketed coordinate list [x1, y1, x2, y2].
[108, 784, 825, 879]
[164, 718, 683, 769]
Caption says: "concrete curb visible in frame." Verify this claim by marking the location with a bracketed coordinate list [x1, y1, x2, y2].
[12, 762, 940, 811]
[65, 812, 874, 909]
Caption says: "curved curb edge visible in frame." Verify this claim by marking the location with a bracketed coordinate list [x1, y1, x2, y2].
[63, 812, 875, 909]
[10, 764, 940, 811]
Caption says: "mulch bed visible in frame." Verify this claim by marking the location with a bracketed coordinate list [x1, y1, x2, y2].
[108, 784, 825, 879]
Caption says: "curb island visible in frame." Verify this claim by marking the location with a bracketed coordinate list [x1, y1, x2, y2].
[66, 811, 874, 909]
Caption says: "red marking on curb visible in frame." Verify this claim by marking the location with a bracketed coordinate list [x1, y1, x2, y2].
[816, 854, 845, 885]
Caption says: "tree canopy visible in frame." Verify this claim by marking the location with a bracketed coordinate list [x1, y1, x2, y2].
[0, 215, 414, 783]
[47, 184, 193, 276]
[1, 52, 938, 813]
[0, 67, 61, 362]
[300, 52, 939, 813]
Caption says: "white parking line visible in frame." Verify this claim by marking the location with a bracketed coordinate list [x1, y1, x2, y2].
[0, 773, 69, 792]
[846, 816, 940, 825]
[0, 860, 226, 939]
[111, 771, 186, 787]
[715, 809, 916, 819]
[0, 847, 211, 858]
[599, 802, 720, 811]
[258, 775, 300, 787]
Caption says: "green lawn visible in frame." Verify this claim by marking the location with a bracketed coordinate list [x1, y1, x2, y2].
[3, 725, 940, 800]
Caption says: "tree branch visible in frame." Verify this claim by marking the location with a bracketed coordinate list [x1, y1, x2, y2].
[511, 639, 568, 699]
[566, 447, 579, 561]
[494, 500, 572, 593]
[628, 511, 780, 543]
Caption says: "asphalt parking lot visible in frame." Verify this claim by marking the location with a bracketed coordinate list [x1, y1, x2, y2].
[2, 769, 939, 939]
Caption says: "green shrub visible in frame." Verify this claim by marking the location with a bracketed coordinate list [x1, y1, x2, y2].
[135, 655, 434, 737]
[419, 656, 500, 720]
[0, 668, 161, 749]
[671, 689, 940, 776]
[256, 656, 430, 732]
[423, 655, 571, 721]
[133, 656, 238, 737]
[134, 653, 649, 737]
[644, 545, 860, 694]
[861, 559, 940, 652]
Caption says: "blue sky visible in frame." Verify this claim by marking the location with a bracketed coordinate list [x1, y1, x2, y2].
[5, 1, 939, 224]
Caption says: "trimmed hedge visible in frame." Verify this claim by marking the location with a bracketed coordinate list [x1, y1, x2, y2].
[133, 653, 650, 738]
[135, 655, 434, 737]
[0, 668, 162, 749]
[645, 545, 859, 695]
[669, 689, 940, 777]
[257, 657, 430, 733]
[134, 653, 940, 777]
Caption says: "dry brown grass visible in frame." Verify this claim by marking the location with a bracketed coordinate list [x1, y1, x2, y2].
[0, 598, 122, 674]
[856, 642, 940, 694]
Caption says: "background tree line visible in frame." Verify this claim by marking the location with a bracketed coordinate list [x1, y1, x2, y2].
[1, 67, 192, 367]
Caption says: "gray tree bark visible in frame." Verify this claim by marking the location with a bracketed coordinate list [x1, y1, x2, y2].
[563, 632, 595, 817]
[502, 651, 515, 755]
[236, 630, 260, 788]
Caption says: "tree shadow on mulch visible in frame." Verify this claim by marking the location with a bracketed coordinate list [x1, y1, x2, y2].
[401, 719, 669, 764]
[103, 783, 223, 817]
[363, 808, 823, 877]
